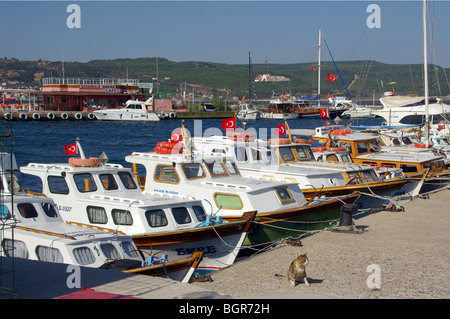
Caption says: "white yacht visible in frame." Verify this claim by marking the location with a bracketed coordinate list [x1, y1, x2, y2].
[0, 152, 144, 270]
[93, 97, 160, 121]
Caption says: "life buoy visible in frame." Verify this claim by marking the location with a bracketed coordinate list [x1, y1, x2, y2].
[88, 113, 96, 120]
[19, 113, 28, 120]
[268, 138, 290, 144]
[326, 147, 347, 152]
[75, 113, 83, 120]
[32, 113, 41, 120]
[330, 129, 350, 135]
[226, 131, 255, 142]
[414, 143, 432, 148]
[69, 157, 100, 167]
[169, 112, 176, 119]
[294, 138, 308, 144]
[47, 112, 55, 120]
[155, 141, 183, 154]
[3, 113, 12, 120]
[61, 112, 69, 120]
[311, 147, 326, 152]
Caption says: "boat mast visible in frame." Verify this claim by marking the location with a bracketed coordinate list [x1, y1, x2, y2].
[318, 29, 321, 108]
[423, 0, 430, 147]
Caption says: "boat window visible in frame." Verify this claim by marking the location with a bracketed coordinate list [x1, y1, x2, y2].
[401, 137, 412, 145]
[341, 155, 351, 162]
[399, 115, 425, 125]
[2, 239, 29, 258]
[145, 209, 168, 228]
[100, 243, 121, 259]
[48, 176, 69, 195]
[87, 206, 108, 224]
[362, 170, 378, 183]
[120, 241, 140, 258]
[181, 163, 206, 180]
[279, 147, 295, 163]
[224, 161, 239, 175]
[154, 165, 180, 184]
[172, 207, 192, 225]
[204, 161, 228, 176]
[41, 203, 58, 218]
[118, 172, 138, 189]
[392, 138, 401, 145]
[99, 174, 119, 191]
[18, 203, 38, 219]
[36, 246, 64, 263]
[250, 147, 272, 164]
[368, 140, 381, 152]
[326, 154, 340, 163]
[0, 205, 11, 219]
[274, 186, 295, 204]
[400, 164, 418, 173]
[356, 142, 369, 154]
[73, 247, 96, 265]
[235, 147, 248, 162]
[211, 148, 226, 154]
[192, 205, 207, 222]
[73, 173, 98, 193]
[294, 146, 312, 161]
[112, 209, 133, 226]
[214, 193, 243, 210]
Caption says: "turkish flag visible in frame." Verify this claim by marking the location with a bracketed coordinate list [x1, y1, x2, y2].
[221, 118, 236, 130]
[326, 74, 338, 81]
[275, 124, 286, 136]
[319, 109, 329, 118]
[170, 128, 183, 143]
[310, 67, 316, 71]
[63, 143, 77, 156]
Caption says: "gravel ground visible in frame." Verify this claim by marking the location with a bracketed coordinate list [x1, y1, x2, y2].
[192, 188, 450, 299]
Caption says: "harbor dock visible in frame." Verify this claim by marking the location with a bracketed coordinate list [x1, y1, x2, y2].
[2, 186, 448, 299]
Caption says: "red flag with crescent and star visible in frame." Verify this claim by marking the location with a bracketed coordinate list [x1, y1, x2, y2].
[63, 143, 77, 156]
[319, 109, 329, 118]
[221, 118, 236, 130]
[275, 124, 286, 136]
[170, 128, 183, 143]
[326, 74, 338, 82]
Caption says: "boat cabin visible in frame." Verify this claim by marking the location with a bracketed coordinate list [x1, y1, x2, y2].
[125, 149, 306, 219]
[313, 125, 446, 175]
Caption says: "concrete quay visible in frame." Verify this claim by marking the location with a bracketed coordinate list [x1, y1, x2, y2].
[2, 187, 449, 300]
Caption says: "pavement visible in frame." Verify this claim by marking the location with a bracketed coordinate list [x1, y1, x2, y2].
[1, 186, 449, 300]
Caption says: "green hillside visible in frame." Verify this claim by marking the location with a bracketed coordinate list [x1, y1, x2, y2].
[1, 57, 449, 100]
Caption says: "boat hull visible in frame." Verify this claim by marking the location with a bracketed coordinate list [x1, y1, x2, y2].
[131, 212, 255, 276]
[221, 193, 359, 247]
[93, 110, 160, 121]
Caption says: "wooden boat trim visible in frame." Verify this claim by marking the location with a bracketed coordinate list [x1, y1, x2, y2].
[132, 211, 256, 247]
[13, 225, 76, 240]
[123, 251, 204, 277]
[66, 221, 126, 235]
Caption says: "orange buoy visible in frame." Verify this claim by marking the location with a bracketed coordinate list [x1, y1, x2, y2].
[268, 138, 290, 144]
[69, 157, 100, 167]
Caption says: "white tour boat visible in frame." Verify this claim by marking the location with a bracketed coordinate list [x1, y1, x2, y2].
[125, 132, 359, 247]
[190, 129, 421, 210]
[93, 97, 160, 122]
[236, 103, 260, 120]
[19, 141, 255, 277]
[0, 152, 147, 271]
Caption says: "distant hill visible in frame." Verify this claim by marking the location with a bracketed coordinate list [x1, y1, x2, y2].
[1, 57, 449, 100]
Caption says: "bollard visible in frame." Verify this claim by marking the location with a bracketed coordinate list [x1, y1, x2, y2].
[338, 203, 359, 229]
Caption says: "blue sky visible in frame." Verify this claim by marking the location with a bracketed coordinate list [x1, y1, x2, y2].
[1, 1, 449, 67]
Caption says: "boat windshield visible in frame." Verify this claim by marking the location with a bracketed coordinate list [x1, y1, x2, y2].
[181, 163, 206, 180]
[204, 161, 228, 177]
[293, 146, 314, 161]
[278, 146, 296, 163]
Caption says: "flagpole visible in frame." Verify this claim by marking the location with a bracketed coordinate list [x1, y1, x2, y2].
[285, 120, 292, 142]
[318, 29, 321, 108]
[75, 137, 86, 159]
[181, 120, 191, 154]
